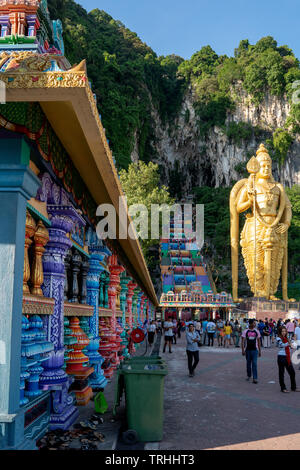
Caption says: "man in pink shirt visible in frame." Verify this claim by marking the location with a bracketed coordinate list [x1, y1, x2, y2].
[241, 319, 261, 384]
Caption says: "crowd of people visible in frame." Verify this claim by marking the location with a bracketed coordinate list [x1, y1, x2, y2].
[152, 316, 300, 392]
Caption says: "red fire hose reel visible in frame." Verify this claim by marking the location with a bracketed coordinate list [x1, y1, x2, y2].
[130, 328, 145, 344]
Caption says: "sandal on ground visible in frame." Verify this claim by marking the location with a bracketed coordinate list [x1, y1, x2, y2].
[281, 389, 289, 393]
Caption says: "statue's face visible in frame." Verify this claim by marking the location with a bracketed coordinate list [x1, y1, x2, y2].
[258, 160, 272, 179]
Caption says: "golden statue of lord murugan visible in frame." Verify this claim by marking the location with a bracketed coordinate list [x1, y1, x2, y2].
[230, 143, 292, 302]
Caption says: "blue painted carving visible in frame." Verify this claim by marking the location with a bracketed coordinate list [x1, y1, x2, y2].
[37, 173, 85, 430]
[22, 315, 54, 399]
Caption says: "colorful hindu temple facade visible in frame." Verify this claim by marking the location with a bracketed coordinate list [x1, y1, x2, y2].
[0, 0, 157, 450]
[159, 207, 235, 320]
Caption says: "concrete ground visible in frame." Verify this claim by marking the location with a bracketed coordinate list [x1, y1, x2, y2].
[41, 333, 300, 450]
[159, 333, 300, 450]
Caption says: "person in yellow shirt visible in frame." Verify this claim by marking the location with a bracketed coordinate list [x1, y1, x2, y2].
[223, 321, 232, 348]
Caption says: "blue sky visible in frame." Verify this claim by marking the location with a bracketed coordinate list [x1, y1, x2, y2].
[78, 0, 300, 59]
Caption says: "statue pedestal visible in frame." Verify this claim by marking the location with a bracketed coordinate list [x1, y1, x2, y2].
[239, 298, 300, 321]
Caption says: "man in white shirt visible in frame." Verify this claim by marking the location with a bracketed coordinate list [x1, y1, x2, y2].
[206, 320, 216, 347]
[294, 324, 300, 370]
[163, 317, 174, 353]
[147, 321, 156, 347]
[294, 324, 300, 345]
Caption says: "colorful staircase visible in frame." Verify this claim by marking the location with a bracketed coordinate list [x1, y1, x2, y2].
[160, 210, 214, 296]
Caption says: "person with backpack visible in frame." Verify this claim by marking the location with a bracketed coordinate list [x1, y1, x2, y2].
[241, 319, 261, 384]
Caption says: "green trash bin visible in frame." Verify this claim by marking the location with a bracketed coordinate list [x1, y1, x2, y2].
[124, 355, 163, 362]
[121, 356, 165, 368]
[122, 363, 168, 442]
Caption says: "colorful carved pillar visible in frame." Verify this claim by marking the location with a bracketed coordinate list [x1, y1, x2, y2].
[26, 14, 39, 37]
[0, 15, 10, 37]
[132, 289, 139, 328]
[85, 241, 107, 389]
[139, 294, 144, 325]
[120, 272, 130, 357]
[127, 280, 137, 330]
[70, 250, 81, 303]
[63, 317, 77, 367]
[25, 315, 54, 398]
[99, 272, 105, 307]
[66, 317, 94, 406]
[107, 255, 124, 368]
[80, 257, 89, 304]
[23, 211, 36, 293]
[141, 295, 147, 325]
[9, 12, 17, 36]
[104, 272, 109, 308]
[0, 137, 41, 449]
[137, 290, 143, 327]
[40, 201, 85, 430]
[30, 220, 49, 296]
[64, 250, 71, 301]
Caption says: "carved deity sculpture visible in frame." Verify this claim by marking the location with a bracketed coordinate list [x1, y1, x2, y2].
[230, 144, 292, 302]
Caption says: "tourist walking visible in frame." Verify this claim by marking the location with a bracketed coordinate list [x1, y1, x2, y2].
[286, 319, 295, 340]
[207, 319, 216, 347]
[216, 317, 225, 347]
[147, 320, 156, 347]
[177, 319, 182, 338]
[163, 316, 174, 353]
[229, 320, 235, 346]
[269, 318, 275, 344]
[276, 325, 300, 393]
[223, 321, 232, 348]
[258, 319, 265, 347]
[202, 318, 208, 346]
[195, 319, 202, 342]
[263, 321, 271, 348]
[241, 319, 261, 384]
[186, 323, 201, 377]
[172, 321, 177, 345]
[241, 318, 248, 333]
[233, 320, 242, 347]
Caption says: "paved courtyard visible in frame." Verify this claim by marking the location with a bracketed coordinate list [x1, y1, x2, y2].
[159, 333, 300, 450]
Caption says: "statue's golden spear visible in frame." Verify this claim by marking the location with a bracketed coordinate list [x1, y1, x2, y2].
[247, 156, 260, 297]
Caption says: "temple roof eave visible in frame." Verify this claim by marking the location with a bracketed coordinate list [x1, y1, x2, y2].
[0, 63, 158, 306]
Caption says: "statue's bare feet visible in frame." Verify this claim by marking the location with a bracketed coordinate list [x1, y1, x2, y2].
[270, 295, 280, 301]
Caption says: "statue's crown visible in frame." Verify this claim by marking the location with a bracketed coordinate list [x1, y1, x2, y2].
[256, 143, 271, 163]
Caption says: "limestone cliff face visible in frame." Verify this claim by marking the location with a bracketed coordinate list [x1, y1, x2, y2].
[131, 84, 300, 195]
